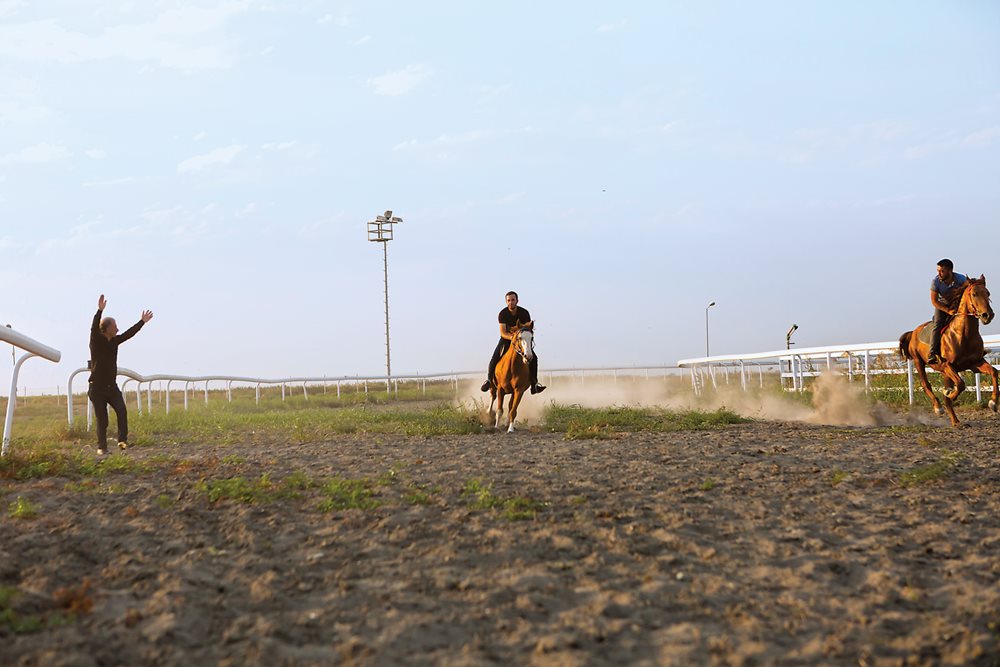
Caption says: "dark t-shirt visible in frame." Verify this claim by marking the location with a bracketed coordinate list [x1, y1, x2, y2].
[89, 309, 144, 386]
[498, 306, 531, 336]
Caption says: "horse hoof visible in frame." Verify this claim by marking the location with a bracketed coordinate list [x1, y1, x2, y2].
[990, 399, 998, 413]
[507, 424, 515, 433]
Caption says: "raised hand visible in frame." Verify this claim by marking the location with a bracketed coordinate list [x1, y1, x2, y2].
[98, 294, 107, 310]
[141, 310, 154, 323]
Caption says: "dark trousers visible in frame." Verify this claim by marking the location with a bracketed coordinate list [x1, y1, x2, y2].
[89, 383, 128, 447]
[487, 339, 539, 386]
[931, 309, 951, 354]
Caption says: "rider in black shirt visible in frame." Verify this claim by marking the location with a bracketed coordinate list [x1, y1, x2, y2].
[480, 291, 546, 395]
[88, 294, 153, 454]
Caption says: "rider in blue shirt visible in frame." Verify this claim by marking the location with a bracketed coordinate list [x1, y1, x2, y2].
[927, 258, 967, 365]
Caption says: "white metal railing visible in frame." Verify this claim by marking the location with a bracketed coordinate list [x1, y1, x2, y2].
[66, 365, 681, 428]
[678, 335, 1000, 404]
[1, 326, 62, 455]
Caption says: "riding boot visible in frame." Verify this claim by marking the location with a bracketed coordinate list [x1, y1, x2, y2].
[927, 331, 943, 365]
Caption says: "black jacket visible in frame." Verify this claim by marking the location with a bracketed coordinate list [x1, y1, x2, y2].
[89, 309, 144, 386]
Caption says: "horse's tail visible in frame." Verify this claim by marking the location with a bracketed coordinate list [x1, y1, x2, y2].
[899, 331, 914, 360]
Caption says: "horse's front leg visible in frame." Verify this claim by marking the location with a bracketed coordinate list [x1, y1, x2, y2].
[974, 359, 1000, 412]
[506, 389, 527, 433]
[940, 364, 967, 401]
[488, 388, 497, 427]
[495, 389, 506, 430]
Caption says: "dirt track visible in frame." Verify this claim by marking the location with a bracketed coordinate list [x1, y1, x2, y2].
[2, 417, 999, 666]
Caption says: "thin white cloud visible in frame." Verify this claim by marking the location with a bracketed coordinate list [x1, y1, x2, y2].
[83, 176, 136, 187]
[0, 142, 71, 165]
[962, 126, 1000, 148]
[0, 100, 50, 122]
[261, 140, 319, 158]
[193, 131, 207, 141]
[392, 128, 536, 162]
[260, 45, 273, 56]
[85, 149, 106, 159]
[597, 19, 628, 33]
[262, 140, 299, 150]
[0, 4, 250, 70]
[318, 12, 349, 26]
[0, 0, 25, 19]
[177, 144, 246, 172]
[235, 202, 257, 217]
[904, 126, 997, 159]
[368, 64, 432, 96]
[350, 34, 371, 46]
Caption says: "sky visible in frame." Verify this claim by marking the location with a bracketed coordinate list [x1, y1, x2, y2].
[1, 0, 999, 394]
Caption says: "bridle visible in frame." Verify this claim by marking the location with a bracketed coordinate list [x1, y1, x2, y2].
[513, 329, 534, 363]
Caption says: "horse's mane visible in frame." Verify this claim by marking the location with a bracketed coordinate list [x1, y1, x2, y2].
[943, 276, 982, 309]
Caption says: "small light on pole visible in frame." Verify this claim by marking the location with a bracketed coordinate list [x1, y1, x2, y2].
[786, 324, 798, 350]
[705, 302, 716, 357]
[367, 210, 404, 390]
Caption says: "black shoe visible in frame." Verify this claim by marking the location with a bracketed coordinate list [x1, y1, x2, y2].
[480, 380, 492, 392]
[530, 384, 546, 395]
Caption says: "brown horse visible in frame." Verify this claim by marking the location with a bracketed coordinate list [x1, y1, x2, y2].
[489, 325, 534, 432]
[899, 275, 997, 426]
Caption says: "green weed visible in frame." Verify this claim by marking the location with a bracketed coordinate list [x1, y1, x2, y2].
[317, 477, 379, 511]
[7, 496, 38, 519]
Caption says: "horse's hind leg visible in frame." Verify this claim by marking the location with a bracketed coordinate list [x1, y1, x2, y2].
[940, 376, 961, 427]
[974, 359, 1000, 413]
[913, 360, 943, 416]
[488, 390, 497, 428]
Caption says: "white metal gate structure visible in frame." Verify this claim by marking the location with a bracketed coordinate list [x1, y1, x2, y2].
[678, 334, 1000, 404]
[1, 326, 62, 456]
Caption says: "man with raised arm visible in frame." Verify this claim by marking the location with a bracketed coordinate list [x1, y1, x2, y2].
[88, 294, 153, 455]
[927, 259, 967, 365]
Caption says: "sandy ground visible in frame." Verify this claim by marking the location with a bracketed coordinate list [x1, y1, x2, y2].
[1, 410, 998, 667]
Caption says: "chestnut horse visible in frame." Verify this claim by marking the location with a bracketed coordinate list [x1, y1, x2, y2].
[899, 275, 997, 426]
[489, 325, 534, 433]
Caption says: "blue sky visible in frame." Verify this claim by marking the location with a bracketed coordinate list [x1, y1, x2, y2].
[1, 1, 999, 393]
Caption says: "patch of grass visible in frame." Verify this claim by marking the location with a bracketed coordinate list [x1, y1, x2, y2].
[220, 454, 246, 465]
[564, 423, 616, 440]
[0, 586, 45, 633]
[317, 477, 379, 511]
[462, 479, 545, 520]
[154, 494, 175, 509]
[501, 496, 546, 521]
[462, 479, 501, 510]
[830, 469, 850, 486]
[402, 483, 439, 506]
[196, 473, 310, 504]
[899, 450, 967, 488]
[699, 478, 718, 491]
[8, 496, 38, 519]
[544, 405, 749, 435]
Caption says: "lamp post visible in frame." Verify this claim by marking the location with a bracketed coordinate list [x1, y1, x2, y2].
[705, 302, 715, 357]
[786, 324, 798, 350]
[367, 210, 403, 390]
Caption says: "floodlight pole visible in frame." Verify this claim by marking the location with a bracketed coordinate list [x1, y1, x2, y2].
[705, 302, 716, 357]
[367, 210, 403, 392]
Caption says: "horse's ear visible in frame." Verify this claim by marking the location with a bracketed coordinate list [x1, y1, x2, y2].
[980, 274, 986, 283]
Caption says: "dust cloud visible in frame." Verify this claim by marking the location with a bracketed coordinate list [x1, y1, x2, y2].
[458, 372, 939, 428]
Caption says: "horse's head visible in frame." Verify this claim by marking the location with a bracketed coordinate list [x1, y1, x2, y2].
[513, 328, 535, 361]
[958, 275, 994, 325]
